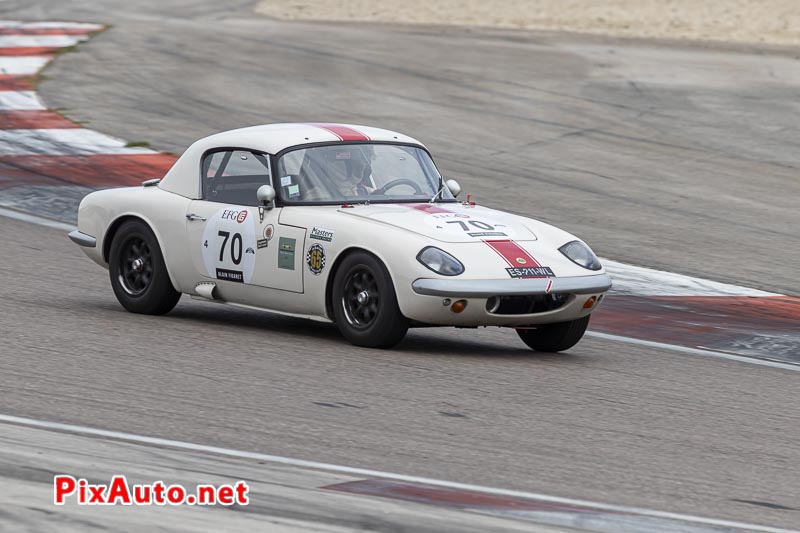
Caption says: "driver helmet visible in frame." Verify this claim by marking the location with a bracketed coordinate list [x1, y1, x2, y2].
[325, 145, 374, 186]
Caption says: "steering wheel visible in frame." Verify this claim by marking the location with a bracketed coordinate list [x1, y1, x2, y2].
[372, 178, 424, 195]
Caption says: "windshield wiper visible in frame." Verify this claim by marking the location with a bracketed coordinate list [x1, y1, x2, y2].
[429, 179, 445, 203]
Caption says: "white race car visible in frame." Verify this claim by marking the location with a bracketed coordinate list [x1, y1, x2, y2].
[70, 123, 611, 350]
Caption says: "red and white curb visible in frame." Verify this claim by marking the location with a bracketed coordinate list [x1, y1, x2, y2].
[0, 20, 176, 215]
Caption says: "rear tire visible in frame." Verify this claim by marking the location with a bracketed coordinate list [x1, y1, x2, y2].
[108, 220, 181, 315]
[517, 315, 590, 352]
[332, 252, 409, 348]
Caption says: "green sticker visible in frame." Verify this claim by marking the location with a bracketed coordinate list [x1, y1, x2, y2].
[278, 237, 296, 270]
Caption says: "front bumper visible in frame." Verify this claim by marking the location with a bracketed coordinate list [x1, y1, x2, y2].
[412, 273, 612, 297]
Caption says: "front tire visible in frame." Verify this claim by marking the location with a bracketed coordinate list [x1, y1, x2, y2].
[108, 220, 181, 315]
[332, 252, 409, 348]
[517, 315, 590, 352]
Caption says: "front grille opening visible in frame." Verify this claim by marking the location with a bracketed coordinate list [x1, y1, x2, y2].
[486, 293, 571, 315]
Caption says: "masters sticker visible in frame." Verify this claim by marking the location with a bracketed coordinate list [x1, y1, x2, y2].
[309, 226, 334, 242]
[306, 244, 326, 275]
[201, 207, 257, 283]
[506, 266, 555, 279]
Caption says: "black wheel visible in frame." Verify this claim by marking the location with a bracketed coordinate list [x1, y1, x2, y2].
[517, 315, 590, 352]
[108, 220, 180, 315]
[332, 252, 409, 348]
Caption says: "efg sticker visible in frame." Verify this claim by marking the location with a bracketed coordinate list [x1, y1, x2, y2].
[288, 184, 300, 198]
[201, 207, 257, 283]
[278, 237, 296, 270]
[281, 176, 292, 187]
[306, 244, 326, 275]
[335, 151, 351, 160]
[506, 266, 555, 279]
[309, 226, 334, 242]
[257, 239, 269, 249]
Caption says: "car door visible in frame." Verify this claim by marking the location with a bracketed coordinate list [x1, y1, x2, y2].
[185, 149, 304, 302]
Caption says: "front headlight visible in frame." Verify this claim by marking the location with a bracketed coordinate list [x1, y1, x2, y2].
[417, 247, 464, 276]
[559, 240, 602, 271]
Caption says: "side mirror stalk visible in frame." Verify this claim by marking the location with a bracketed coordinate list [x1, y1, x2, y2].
[257, 184, 277, 222]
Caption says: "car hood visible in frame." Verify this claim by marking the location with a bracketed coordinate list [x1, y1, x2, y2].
[337, 203, 539, 243]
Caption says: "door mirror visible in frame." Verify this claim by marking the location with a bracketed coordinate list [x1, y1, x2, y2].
[257, 184, 276, 209]
[445, 179, 461, 197]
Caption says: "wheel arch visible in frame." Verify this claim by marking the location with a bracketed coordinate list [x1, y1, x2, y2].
[324, 246, 401, 320]
[103, 214, 181, 290]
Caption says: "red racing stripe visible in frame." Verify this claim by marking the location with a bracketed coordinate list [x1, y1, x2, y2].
[0, 47, 56, 56]
[410, 203, 452, 214]
[308, 123, 370, 141]
[0, 110, 79, 129]
[484, 240, 540, 267]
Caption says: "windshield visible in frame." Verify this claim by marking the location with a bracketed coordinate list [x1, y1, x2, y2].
[274, 143, 454, 204]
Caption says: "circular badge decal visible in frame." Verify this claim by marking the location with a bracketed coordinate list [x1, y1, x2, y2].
[306, 244, 326, 275]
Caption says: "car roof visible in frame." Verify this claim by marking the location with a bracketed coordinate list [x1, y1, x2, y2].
[159, 123, 425, 198]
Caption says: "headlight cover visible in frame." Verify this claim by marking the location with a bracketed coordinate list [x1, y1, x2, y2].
[417, 246, 464, 276]
[559, 240, 602, 271]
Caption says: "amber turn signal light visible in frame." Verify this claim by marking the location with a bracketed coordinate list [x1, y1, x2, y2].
[451, 300, 468, 313]
[583, 296, 597, 309]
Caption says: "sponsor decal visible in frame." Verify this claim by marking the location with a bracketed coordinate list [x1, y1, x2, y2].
[306, 244, 326, 275]
[278, 237, 296, 270]
[216, 268, 244, 283]
[220, 209, 248, 224]
[202, 208, 257, 284]
[310, 226, 335, 242]
[257, 224, 275, 249]
[506, 266, 555, 279]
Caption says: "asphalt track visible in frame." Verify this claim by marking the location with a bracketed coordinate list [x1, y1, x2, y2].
[1, 0, 799, 531]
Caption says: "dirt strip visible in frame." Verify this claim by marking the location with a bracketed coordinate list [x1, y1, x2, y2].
[256, 0, 800, 46]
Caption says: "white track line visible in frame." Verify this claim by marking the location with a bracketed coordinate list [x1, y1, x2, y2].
[602, 259, 780, 297]
[0, 91, 45, 110]
[0, 56, 50, 75]
[0, 22, 103, 31]
[587, 331, 799, 371]
[0, 207, 75, 231]
[0, 35, 88, 48]
[0, 129, 157, 155]
[0, 413, 793, 533]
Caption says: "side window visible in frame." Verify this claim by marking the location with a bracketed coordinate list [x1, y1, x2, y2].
[202, 150, 271, 206]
